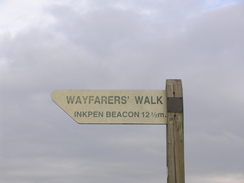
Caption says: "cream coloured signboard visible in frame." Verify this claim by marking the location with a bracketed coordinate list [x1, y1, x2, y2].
[51, 90, 167, 124]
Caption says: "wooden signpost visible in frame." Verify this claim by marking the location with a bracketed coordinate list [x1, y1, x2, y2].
[166, 80, 184, 183]
[51, 79, 184, 183]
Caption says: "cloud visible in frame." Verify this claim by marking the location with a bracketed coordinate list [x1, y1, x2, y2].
[0, 1, 244, 183]
[188, 174, 244, 183]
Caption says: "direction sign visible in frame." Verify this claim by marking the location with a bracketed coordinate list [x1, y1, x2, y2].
[51, 90, 167, 124]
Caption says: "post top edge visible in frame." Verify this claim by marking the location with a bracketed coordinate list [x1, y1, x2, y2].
[166, 79, 182, 84]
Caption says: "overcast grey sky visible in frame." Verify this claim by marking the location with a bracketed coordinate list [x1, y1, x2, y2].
[0, 0, 244, 183]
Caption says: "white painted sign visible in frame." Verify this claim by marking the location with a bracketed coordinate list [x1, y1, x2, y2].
[51, 90, 167, 124]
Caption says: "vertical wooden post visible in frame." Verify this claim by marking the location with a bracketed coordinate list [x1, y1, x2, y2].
[166, 79, 185, 183]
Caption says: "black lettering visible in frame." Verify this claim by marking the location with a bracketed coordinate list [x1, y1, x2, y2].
[83, 111, 87, 117]
[88, 111, 93, 117]
[128, 111, 134, 117]
[157, 96, 163, 104]
[98, 111, 103, 117]
[82, 96, 88, 104]
[108, 96, 113, 104]
[66, 96, 75, 104]
[135, 96, 143, 104]
[122, 111, 127, 117]
[106, 111, 111, 117]
[75, 96, 82, 104]
[134, 112, 139, 117]
[112, 111, 116, 117]
[114, 96, 120, 104]
[121, 96, 127, 104]
[101, 96, 107, 104]
[151, 96, 156, 104]
[117, 111, 122, 117]
[89, 96, 94, 104]
[144, 96, 150, 104]
[94, 96, 100, 104]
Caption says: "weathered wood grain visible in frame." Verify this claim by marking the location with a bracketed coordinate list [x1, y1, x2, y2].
[166, 79, 185, 183]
